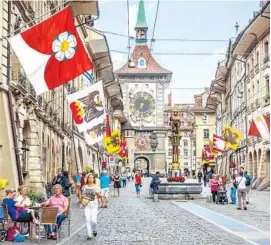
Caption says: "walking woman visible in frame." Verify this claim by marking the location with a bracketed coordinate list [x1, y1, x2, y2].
[113, 173, 121, 197]
[135, 172, 142, 197]
[80, 173, 102, 240]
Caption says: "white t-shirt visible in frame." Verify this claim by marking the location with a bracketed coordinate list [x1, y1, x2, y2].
[236, 176, 246, 190]
[15, 195, 31, 207]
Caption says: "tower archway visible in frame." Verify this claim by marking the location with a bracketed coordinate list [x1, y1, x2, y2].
[134, 156, 150, 176]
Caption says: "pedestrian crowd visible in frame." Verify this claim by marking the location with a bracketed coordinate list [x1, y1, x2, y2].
[0, 167, 162, 242]
[197, 166, 252, 211]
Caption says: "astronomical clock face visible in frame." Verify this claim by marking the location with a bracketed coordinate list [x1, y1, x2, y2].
[136, 136, 150, 152]
[130, 92, 155, 123]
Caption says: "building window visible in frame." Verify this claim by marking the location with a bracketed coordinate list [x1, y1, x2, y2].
[184, 162, 188, 166]
[193, 150, 196, 156]
[183, 139, 188, 147]
[168, 149, 172, 156]
[251, 57, 254, 69]
[184, 149, 188, 156]
[203, 129, 209, 139]
[138, 58, 146, 68]
[256, 52, 259, 65]
[264, 41, 269, 59]
[247, 63, 250, 73]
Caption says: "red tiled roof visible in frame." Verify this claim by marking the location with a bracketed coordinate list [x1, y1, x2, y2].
[115, 45, 172, 74]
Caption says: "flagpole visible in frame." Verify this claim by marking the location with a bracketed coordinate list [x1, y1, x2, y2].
[0, 1, 70, 42]
[72, 120, 79, 174]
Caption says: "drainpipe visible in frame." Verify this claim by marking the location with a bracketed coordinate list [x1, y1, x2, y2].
[6, 1, 23, 185]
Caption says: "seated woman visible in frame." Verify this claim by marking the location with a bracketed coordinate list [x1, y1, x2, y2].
[41, 184, 68, 240]
[15, 185, 38, 239]
[3, 189, 39, 224]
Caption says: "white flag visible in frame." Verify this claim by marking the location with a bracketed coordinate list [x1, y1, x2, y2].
[67, 80, 106, 132]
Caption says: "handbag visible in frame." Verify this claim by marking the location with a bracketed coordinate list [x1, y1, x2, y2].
[80, 196, 90, 207]
[7, 226, 20, 241]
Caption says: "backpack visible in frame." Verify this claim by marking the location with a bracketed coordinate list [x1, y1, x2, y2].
[7, 226, 20, 241]
[245, 178, 251, 186]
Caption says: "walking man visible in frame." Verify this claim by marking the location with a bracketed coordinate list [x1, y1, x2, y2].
[244, 171, 252, 204]
[235, 171, 247, 210]
[99, 171, 110, 208]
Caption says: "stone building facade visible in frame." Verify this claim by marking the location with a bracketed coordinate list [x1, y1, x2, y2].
[0, 1, 124, 192]
[192, 89, 216, 174]
[206, 1, 270, 189]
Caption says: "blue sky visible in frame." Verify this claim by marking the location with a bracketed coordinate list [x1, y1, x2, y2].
[96, 0, 260, 104]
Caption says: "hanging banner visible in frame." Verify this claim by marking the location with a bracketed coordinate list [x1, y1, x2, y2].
[8, 7, 93, 95]
[67, 80, 106, 132]
[84, 122, 105, 145]
[224, 125, 243, 150]
[103, 130, 121, 154]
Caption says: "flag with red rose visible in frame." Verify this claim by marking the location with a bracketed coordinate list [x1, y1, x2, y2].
[8, 7, 93, 95]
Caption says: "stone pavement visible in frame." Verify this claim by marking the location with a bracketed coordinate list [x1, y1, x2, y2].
[61, 178, 250, 245]
[3, 178, 268, 244]
[192, 184, 270, 232]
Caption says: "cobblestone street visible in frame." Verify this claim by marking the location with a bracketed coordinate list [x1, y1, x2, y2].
[192, 186, 270, 232]
[2, 179, 269, 245]
[60, 179, 252, 245]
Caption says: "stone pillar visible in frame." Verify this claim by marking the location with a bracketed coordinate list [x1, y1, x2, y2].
[27, 107, 43, 191]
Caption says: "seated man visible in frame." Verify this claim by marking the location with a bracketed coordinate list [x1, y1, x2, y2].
[41, 184, 68, 240]
[3, 189, 39, 224]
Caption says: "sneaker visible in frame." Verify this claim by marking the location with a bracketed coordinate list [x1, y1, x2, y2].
[93, 231, 97, 237]
[246, 201, 249, 204]
[237, 207, 242, 210]
[244, 207, 247, 210]
[87, 237, 92, 240]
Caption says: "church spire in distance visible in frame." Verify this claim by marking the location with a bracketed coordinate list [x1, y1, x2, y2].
[135, 0, 148, 44]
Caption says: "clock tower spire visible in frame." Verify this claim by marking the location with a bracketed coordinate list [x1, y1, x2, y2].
[135, 0, 148, 44]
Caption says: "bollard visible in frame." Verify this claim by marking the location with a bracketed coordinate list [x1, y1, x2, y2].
[153, 193, 159, 202]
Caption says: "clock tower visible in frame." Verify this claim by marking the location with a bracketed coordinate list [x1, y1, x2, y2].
[115, 0, 172, 174]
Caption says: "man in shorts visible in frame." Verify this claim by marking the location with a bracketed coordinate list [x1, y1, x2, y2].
[99, 171, 110, 208]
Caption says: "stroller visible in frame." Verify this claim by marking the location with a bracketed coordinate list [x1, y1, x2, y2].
[216, 184, 229, 204]
[0, 205, 7, 242]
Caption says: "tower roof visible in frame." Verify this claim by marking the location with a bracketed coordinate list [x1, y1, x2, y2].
[115, 45, 172, 74]
[135, 0, 148, 29]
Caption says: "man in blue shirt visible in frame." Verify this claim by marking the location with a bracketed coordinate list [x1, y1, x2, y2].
[244, 171, 252, 204]
[99, 171, 110, 208]
[151, 172, 161, 194]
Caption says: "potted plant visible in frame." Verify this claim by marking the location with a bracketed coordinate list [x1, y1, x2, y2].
[28, 189, 46, 207]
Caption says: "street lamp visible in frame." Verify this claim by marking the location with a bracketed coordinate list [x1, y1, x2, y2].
[150, 132, 158, 152]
